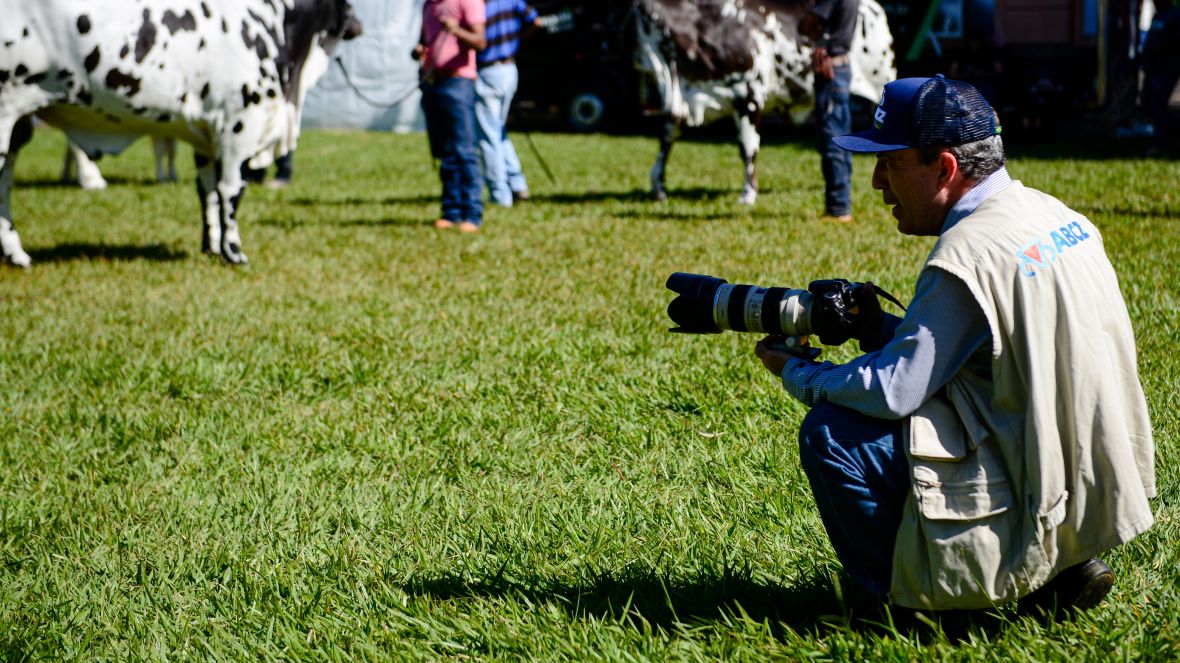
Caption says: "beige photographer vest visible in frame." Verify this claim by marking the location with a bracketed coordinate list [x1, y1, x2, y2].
[888, 181, 1156, 610]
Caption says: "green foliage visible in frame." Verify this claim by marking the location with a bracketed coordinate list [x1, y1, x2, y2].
[1, 128, 1177, 660]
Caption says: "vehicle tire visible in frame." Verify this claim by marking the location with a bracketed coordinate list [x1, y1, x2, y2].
[564, 80, 620, 133]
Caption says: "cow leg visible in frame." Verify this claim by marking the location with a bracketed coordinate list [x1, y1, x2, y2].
[1, 116, 34, 268]
[66, 141, 108, 191]
[154, 137, 178, 183]
[735, 107, 762, 205]
[60, 142, 76, 183]
[650, 119, 680, 202]
[195, 151, 247, 264]
[195, 153, 221, 256]
[215, 154, 248, 265]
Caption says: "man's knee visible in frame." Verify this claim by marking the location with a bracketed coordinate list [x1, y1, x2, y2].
[797, 401, 847, 472]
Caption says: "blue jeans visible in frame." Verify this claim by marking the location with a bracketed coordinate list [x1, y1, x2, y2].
[475, 62, 528, 207]
[421, 76, 483, 224]
[815, 64, 852, 217]
[797, 402, 908, 598]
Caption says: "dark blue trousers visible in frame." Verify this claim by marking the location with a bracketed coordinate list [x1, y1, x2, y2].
[815, 64, 853, 217]
[797, 401, 909, 598]
[421, 76, 483, 224]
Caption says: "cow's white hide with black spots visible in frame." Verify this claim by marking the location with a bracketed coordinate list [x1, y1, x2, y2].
[634, 0, 896, 204]
[59, 24, 340, 192]
[0, 0, 360, 267]
[62, 135, 178, 190]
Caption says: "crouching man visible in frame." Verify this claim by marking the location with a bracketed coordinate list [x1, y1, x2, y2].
[755, 75, 1155, 615]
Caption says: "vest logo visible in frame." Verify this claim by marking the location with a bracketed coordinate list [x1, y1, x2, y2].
[1017, 220, 1092, 277]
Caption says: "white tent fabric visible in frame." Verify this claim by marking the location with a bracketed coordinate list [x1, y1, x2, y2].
[302, 0, 426, 132]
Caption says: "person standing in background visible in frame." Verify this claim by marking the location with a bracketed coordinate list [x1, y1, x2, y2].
[801, 0, 860, 223]
[414, 0, 487, 232]
[1144, 0, 1180, 155]
[475, 0, 539, 207]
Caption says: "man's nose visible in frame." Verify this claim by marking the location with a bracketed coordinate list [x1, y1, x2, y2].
[871, 159, 886, 190]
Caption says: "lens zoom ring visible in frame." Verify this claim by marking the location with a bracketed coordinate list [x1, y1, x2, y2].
[728, 285, 751, 332]
[761, 288, 787, 336]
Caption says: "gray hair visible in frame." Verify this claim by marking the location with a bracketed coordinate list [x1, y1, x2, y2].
[918, 135, 1006, 181]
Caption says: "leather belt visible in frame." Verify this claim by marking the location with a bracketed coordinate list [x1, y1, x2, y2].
[479, 56, 514, 69]
[421, 69, 460, 85]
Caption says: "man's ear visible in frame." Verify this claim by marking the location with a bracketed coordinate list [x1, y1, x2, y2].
[937, 150, 961, 188]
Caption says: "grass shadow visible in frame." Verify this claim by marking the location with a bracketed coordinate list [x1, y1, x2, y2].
[16, 176, 178, 189]
[1072, 204, 1180, 221]
[528, 189, 655, 204]
[611, 208, 746, 222]
[256, 215, 433, 229]
[285, 194, 439, 207]
[27, 242, 188, 264]
[400, 563, 1017, 645]
[402, 565, 913, 639]
[533, 187, 757, 205]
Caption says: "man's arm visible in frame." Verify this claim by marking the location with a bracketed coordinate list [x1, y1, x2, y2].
[761, 268, 991, 420]
[440, 16, 487, 51]
[520, 2, 541, 40]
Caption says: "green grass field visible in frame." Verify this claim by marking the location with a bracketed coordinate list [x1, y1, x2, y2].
[1, 127, 1177, 660]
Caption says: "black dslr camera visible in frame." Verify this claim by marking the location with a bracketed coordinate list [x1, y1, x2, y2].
[665, 272, 884, 348]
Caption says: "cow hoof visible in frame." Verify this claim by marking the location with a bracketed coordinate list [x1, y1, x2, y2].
[737, 192, 757, 206]
[221, 244, 249, 265]
[4, 251, 32, 268]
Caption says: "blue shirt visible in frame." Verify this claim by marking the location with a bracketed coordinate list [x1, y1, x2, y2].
[780, 167, 1013, 419]
[478, 0, 538, 65]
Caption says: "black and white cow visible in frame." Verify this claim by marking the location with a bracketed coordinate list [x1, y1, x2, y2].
[0, 0, 361, 267]
[62, 135, 178, 190]
[633, 0, 895, 204]
[59, 12, 347, 193]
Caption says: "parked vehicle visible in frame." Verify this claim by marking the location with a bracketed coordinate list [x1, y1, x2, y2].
[512, 0, 642, 133]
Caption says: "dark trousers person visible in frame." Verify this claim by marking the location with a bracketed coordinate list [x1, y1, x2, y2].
[816, 61, 853, 219]
[421, 76, 483, 227]
[798, 402, 908, 597]
[1147, 72, 1180, 153]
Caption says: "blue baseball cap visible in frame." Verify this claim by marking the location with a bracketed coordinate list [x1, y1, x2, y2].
[833, 74, 1000, 153]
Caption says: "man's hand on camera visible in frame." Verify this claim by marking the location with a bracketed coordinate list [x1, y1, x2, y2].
[851, 282, 887, 351]
[756, 336, 818, 376]
[756, 336, 791, 376]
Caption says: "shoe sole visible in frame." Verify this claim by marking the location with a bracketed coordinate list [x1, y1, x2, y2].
[1072, 566, 1115, 610]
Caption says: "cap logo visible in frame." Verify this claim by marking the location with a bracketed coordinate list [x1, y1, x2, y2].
[873, 92, 887, 130]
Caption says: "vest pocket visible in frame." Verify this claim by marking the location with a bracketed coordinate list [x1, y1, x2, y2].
[914, 463, 1013, 520]
[909, 443, 1016, 605]
[913, 435, 1013, 520]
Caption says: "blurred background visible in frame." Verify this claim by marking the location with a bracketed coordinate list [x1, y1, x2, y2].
[303, 0, 1175, 145]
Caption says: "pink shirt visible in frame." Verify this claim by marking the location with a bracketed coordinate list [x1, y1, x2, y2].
[421, 0, 486, 81]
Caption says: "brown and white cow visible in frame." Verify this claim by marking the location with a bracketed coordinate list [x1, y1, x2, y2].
[633, 0, 896, 204]
[0, 0, 361, 267]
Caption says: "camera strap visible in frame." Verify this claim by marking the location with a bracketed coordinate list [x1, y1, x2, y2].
[874, 286, 907, 313]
